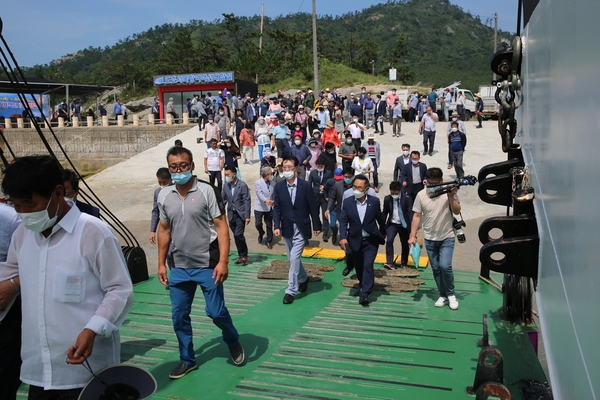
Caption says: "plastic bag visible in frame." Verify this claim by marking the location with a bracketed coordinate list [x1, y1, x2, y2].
[410, 243, 421, 268]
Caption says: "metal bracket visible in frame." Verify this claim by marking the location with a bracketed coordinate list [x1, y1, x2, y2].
[478, 158, 525, 183]
[475, 382, 511, 400]
[477, 314, 494, 348]
[479, 236, 540, 278]
[479, 215, 537, 244]
[466, 347, 505, 395]
[478, 173, 513, 207]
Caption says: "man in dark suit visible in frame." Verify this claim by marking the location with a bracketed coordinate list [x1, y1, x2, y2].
[273, 155, 322, 305]
[393, 143, 412, 182]
[339, 175, 386, 305]
[308, 157, 333, 242]
[325, 167, 355, 275]
[374, 94, 387, 134]
[222, 166, 251, 265]
[382, 181, 412, 270]
[62, 169, 100, 218]
[401, 150, 427, 206]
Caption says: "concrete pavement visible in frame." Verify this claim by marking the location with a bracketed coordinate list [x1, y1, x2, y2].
[86, 118, 508, 274]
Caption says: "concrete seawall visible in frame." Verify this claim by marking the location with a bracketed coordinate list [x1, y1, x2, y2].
[0, 125, 193, 172]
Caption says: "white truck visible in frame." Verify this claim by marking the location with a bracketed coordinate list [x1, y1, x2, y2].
[435, 81, 477, 120]
[478, 85, 499, 120]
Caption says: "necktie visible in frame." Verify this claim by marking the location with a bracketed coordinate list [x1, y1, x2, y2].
[318, 171, 323, 182]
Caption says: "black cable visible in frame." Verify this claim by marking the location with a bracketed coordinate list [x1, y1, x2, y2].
[0, 29, 139, 247]
[517, 0, 523, 37]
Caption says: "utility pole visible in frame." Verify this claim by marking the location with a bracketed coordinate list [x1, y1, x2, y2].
[312, 0, 319, 95]
[371, 60, 375, 76]
[493, 12, 498, 81]
[256, 4, 264, 85]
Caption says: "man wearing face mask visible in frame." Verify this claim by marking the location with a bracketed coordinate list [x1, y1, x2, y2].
[308, 157, 333, 242]
[339, 133, 357, 171]
[273, 115, 290, 158]
[0, 155, 133, 397]
[446, 114, 467, 169]
[316, 106, 330, 132]
[222, 166, 251, 265]
[387, 88, 399, 122]
[273, 156, 322, 304]
[339, 175, 386, 305]
[345, 117, 365, 150]
[448, 121, 467, 179]
[401, 151, 428, 206]
[393, 143, 412, 182]
[62, 168, 101, 218]
[391, 98, 403, 137]
[419, 106, 439, 156]
[216, 107, 230, 140]
[408, 168, 461, 310]
[321, 142, 337, 173]
[291, 132, 311, 179]
[158, 146, 245, 378]
[204, 138, 225, 192]
[254, 167, 275, 249]
[382, 181, 412, 270]
[325, 167, 356, 275]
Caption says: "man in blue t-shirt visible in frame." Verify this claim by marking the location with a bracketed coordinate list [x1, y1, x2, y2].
[427, 88, 438, 113]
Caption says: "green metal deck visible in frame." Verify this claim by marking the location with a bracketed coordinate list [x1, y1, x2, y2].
[17, 253, 546, 399]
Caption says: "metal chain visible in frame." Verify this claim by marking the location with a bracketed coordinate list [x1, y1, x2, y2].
[496, 36, 523, 152]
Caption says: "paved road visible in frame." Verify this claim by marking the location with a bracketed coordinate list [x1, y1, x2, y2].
[86, 118, 508, 274]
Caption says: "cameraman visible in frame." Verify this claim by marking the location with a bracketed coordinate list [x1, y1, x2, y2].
[408, 167, 461, 310]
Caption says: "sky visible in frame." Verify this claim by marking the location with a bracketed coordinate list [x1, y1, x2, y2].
[1, 0, 518, 68]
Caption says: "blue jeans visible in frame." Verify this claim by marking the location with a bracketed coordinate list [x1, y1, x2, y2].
[169, 267, 239, 365]
[424, 237, 456, 297]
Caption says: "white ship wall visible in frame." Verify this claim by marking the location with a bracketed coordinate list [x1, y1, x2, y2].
[520, 0, 600, 398]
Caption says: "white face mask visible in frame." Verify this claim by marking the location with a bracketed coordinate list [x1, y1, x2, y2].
[316, 168, 324, 172]
[294, 140, 302, 145]
[282, 170, 295, 180]
[412, 160, 419, 165]
[225, 176, 234, 183]
[353, 189, 365, 199]
[18, 197, 59, 233]
[451, 128, 458, 132]
[391, 194, 400, 199]
[64, 197, 74, 203]
[346, 140, 352, 144]
[219, 112, 224, 115]
[353, 119, 358, 123]
[403, 150, 410, 157]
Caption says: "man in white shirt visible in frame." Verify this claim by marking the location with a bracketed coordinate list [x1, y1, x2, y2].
[419, 106, 439, 156]
[408, 167, 461, 310]
[0, 155, 133, 398]
[204, 138, 225, 192]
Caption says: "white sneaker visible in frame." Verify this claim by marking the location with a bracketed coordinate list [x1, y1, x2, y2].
[448, 295, 459, 310]
[434, 297, 448, 307]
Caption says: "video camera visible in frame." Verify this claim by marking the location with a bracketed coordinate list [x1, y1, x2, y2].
[426, 175, 478, 199]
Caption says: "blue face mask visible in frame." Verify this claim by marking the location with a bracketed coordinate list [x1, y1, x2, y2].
[344, 178, 353, 185]
[171, 171, 192, 185]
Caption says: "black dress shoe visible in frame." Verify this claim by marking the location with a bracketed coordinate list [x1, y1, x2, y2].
[266, 242, 273, 249]
[359, 296, 369, 305]
[342, 266, 352, 276]
[258, 234, 264, 244]
[283, 294, 294, 304]
[298, 279, 309, 293]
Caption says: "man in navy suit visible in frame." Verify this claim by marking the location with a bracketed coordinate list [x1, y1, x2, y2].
[62, 169, 100, 218]
[308, 157, 333, 242]
[382, 181, 412, 269]
[273, 155, 322, 305]
[401, 151, 427, 206]
[222, 166, 251, 265]
[339, 175, 386, 305]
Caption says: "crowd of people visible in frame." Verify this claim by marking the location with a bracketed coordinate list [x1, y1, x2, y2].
[0, 86, 473, 397]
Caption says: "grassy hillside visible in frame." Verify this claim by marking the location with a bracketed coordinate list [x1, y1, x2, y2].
[23, 0, 511, 95]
